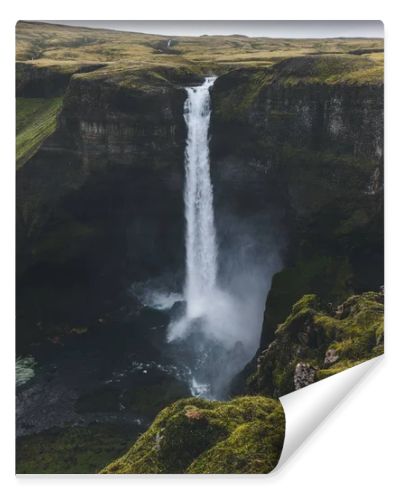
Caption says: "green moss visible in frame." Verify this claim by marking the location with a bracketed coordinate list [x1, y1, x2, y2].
[249, 290, 383, 397]
[158, 408, 228, 472]
[101, 396, 285, 474]
[16, 423, 141, 474]
[316, 291, 384, 368]
[16, 97, 63, 169]
[261, 256, 354, 348]
[213, 70, 271, 122]
[284, 293, 319, 319]
[214, 54, 382, 125]
[272, 55, 383, 86]
[68, 60, 210, 99]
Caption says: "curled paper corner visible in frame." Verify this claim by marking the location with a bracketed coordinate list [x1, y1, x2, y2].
[275, 355, 384, 471]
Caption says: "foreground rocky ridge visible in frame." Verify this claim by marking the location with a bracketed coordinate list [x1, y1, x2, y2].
[247, 291, 384, 397]
[102, 396, 285, 474]
[99, 288, 383, 474]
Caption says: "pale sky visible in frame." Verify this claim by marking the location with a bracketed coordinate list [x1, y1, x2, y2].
[44, 20, 383, 39]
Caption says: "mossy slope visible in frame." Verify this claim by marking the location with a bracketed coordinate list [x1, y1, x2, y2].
[16, 97, 63, 168]
[248, 291, 384, 397]
[102, 396, 285, 474]
[271, 54, 383, 86]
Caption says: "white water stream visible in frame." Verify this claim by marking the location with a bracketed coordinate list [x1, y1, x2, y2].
[183, 77, 218, 318]
[167, 76, 277, 398]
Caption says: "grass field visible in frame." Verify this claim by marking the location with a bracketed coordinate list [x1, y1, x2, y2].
[16, 97, 63, 169]
[16, 21, 383, 74]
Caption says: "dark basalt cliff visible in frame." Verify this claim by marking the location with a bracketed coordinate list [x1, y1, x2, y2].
[16, 56, 383, 392]
[209, 61, 383, 385]
[16, 66, 200, 348]
[16, 61, 107, 98]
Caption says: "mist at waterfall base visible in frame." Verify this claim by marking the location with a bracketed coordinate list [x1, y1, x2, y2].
[163, 77, 282, 399]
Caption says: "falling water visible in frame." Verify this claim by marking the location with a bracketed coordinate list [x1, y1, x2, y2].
[183, 77, 218, 318]
[167, 76, 276, 399]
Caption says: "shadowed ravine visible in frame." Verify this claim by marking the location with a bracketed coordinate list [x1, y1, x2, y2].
[16, 21, 383, 474]
[16, 76, 281, 466]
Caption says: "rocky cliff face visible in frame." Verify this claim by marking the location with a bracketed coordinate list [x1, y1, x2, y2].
[210, 59, 383, 370]
[16, 66, 201, 347]
[16, 61, 106, 98]
[247, 291, 384, 397]
[17, 56, 384, 383]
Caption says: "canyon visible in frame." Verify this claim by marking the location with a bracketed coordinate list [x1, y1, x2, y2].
[16, 21, 383, 473]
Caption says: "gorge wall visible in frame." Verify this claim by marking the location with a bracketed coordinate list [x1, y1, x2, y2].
[16, 57, 384, 391]
[209, 58, 383, 391]
[16, 65, 202, 348]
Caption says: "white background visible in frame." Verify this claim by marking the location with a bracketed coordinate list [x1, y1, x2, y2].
[1, 1, 398, 498]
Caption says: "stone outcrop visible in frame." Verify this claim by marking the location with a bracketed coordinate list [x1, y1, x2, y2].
[247, 291, 384, 397]
[294, 362, 316, 390]
[101, 396, 285, 474]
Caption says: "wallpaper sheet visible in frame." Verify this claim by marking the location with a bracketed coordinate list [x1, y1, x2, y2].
[15, 20, 384, 474]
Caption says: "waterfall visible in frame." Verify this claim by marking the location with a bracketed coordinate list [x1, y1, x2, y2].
[168, 76, 273, 399]
[183, 77, 218, 318]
